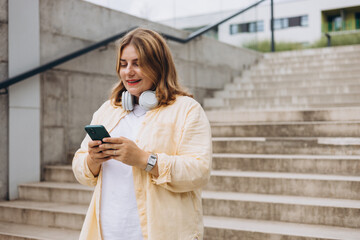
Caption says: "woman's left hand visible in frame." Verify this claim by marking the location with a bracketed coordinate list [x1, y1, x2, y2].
[100, 137, 149, 169]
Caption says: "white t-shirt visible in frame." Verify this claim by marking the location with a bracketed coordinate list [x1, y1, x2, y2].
[100, 104, 146, 240]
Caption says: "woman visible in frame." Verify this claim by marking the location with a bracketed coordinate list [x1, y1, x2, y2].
[72, 27, 212, 240]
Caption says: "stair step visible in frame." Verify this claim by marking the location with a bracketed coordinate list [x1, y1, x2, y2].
[202, 191, 360, 228]
[0, 221, 79, 240]
[212, 137, 360, 155]
[230, 76, 358, 89]
[203, 216, 360, 240]
[44, 165, 77, 183]
[214, 84, 360, 99]
[205, 93, 360, 109]
[206, 170, 360, 199]
[263, 45, 360, 58]
[262, 51, 360, 63]
[207, 102, 360, 111]
[206, 107, 360, 123]
[212, 153, 360, 175]
[211, 121, 360, 137]
[241, 70, 360, 82]
[0, 201, 86, 230]
[256, 56, 360, 69]
[18, 182, 93, 204]
[248, 65, 360, 76]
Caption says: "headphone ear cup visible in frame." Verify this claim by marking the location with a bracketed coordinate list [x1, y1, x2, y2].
[122, 91, 134, 111]
[126, 91, 134, 111]
[121, 91, 126, 110]
[125, 91, 129, 110]
[139, 91, 158, 111]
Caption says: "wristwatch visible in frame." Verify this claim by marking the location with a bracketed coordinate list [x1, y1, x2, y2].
[145, 153, 157, 172]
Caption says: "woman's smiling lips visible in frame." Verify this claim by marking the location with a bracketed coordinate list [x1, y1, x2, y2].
[126, 79, 141, 86]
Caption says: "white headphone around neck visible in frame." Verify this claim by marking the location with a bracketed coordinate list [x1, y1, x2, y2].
[121, 90, 158, 111]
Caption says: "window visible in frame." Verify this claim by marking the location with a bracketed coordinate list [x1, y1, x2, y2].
[230, 24, 239, 35]
[273, 15, 308, 30]
[301, 15, 308, 26]
[289, 17, 301, 27]
[241, 23, 249, 33]
[274, 18, 288, 29]
[249, 22, 257, 32]
[356, 13, 360, 29]
[327, 15, 343, 32]
[274, 19, 281, 30]
[257, 21, 264, 32]
[334, 16, 342, 31]
[230, 21, 264, 34]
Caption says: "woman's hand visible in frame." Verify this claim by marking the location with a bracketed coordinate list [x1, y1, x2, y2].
[100, 137, 149, 170]
[87, 140, 112, 176]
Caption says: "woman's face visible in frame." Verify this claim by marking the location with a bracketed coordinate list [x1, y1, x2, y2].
[119, 45, 153, 99]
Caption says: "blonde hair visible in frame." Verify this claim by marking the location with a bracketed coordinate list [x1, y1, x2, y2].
[110, 27, 192, 108]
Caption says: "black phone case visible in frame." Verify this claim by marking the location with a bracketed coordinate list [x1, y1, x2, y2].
[85, 125, 110, 141]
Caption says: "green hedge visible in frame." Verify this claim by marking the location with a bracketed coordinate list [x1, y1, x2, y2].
[311, 32, 360, 48]
[243, 40, 303, 52]
[243, 32, 360, 52]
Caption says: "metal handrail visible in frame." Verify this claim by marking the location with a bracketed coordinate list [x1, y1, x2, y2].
[0, 0, 266, 90]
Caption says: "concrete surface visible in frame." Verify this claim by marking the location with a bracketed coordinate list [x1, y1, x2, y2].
[211, 153, 360, 175]
[0, 0, 8, 201]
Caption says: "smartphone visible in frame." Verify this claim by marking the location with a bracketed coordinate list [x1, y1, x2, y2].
[85, 125, 111, 142]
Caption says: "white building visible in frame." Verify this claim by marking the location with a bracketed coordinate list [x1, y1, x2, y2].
[160, 0, 360, 47]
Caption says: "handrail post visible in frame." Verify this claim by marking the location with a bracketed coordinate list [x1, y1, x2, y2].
[325, 33, 331, 47]
[271, 0, 275, 52]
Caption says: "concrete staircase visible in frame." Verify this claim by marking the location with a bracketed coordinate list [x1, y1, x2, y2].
[203, 45, 360, 239]
[204, 45, 360, 110]
[0, 166, 83, 239]
[1, 45, 360, 239]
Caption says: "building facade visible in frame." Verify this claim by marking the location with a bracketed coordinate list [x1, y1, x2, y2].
[160, 0, 360, 47]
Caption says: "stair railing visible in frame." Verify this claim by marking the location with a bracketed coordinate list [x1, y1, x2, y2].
[0, 0, 266, 91]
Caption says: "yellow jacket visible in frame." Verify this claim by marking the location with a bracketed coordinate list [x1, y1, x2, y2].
[72, 96, 212, 240]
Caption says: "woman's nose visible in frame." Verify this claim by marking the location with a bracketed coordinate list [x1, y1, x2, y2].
[125, 65, 134, 75]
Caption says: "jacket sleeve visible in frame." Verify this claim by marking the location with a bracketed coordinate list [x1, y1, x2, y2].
[72, 102, 109, 187]
[151, 102, 212, 193]
[72, 133, 97, 187]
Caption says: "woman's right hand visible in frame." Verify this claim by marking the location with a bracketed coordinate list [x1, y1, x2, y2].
[87, 140, 112, 176]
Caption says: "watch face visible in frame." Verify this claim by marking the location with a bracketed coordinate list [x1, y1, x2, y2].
[149, 154, 157, 166]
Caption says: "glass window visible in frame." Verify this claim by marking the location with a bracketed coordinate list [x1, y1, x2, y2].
[273, 15, 308, 30]
[230, 24, 238, 35]
[282, 18, 289, 28]
[334, 16, 342, 31]
[231, 21, 265, 34]
[240, 23, 248, 33]
[301, 15, 308, 26]
[274, 19, 282, 29]
[249, 22, 256, 32]
[257, 21, 264, 32]
[289, 16, 301, 27]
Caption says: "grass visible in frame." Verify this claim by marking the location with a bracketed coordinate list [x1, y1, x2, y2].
[311, 32, 360, 48]
[244, 40, 304, 52]
[243, 32, 360, 52]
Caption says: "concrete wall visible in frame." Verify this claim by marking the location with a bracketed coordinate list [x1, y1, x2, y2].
[38, 0, 261, 168]
[0, 0, 8, 200]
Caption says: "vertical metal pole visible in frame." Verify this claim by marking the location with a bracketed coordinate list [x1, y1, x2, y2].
[271, 0, 275, 52]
